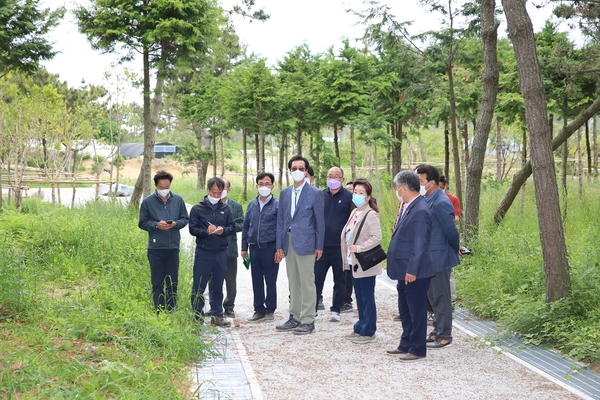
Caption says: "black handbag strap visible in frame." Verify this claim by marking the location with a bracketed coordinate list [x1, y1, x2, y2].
[352, 209, 372, 246]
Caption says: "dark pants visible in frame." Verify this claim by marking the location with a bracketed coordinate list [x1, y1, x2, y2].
[191, 247, 227, 318]
[397, 277, 431, 357]
[209, 256, 238, 312]
[344, 270, 354, 304]
[148, 248, 179, 311]
[250, 243, 280, 313]
[314, 246, 346, 313]
[352, 275, 377, 336]
[427, 269, 453, 340]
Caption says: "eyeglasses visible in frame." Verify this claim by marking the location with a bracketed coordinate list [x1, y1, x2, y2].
[291, 167, 306, 172]
[257, 183, 273, 187]
[327, 176, 342, 179]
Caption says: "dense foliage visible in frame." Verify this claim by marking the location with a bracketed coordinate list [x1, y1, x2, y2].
[0, 200, 212, 398]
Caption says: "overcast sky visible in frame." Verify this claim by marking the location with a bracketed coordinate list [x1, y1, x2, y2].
[40, 0, 557, 91]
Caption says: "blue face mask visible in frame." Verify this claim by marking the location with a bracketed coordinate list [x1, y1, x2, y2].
[352, 195, 367, 207]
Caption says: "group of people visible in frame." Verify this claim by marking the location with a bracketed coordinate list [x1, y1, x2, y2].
[138, 155, 461, 362]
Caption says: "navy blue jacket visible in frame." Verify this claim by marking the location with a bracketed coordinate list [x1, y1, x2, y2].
[138, 191, 189, 250]
[322, 188, 354, 248]
[188, 196, 235, 252]
[241, 195, 279, 251]
[387, 195, 434, 280]
[424, 188, 460, 273]
[224, 199, 244, 258]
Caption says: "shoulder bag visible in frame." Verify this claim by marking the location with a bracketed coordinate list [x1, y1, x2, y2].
[353, 210, 387, 271]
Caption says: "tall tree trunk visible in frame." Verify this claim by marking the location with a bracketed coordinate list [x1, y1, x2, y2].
[462, 120, 470, 167]
[278, 130, 286, 190]
[561, 118, 568, 221]
[465, 0, 499, 242]
[258, 125, 265, 173]
[502, 0, 570, 302]
[253, 133, 259, 175]
[577, 127, 583, 200]
[350, 125, 356, 180]
[496, 119, 502, 181]
[444, 127, 450, 178]
[594, 114, 598, 176]
[333, 124, 340, 163]
[212, 129, 217, 178]
[243, 128, 248, 201]
[386, 125, 391, 175]
[585, 119, 591, 176]
[447, 65, 463, 207]
[391, 122, 399, 176]
[295, 122, 302, 156]
[394, 120, 403, 175]
[220, 131, 225, 177]
[193, 122, 211, 190]
[130, 48, 157, 208]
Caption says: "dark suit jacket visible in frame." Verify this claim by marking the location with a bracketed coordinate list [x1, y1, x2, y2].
[386, 195, 434, 280]
[425, 188, 460, 273]
[276, 182, 325, 256]
[225, 199, 244, 258]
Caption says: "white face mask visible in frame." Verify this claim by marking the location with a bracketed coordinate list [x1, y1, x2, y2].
[305, 178, 311, 185]
[396, 191, 403, 203]
[291, 170, 306, 183]
[157, 189, 170, 197]
[258, 186, 272, 197]
[207, 195, 220, 205]
[221, 189, 228, 199]
[419, 185, 427, 196]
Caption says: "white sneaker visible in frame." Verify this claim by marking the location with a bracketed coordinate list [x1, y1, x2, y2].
[344, 331, 360, 340]
[330, 311, 341, 322]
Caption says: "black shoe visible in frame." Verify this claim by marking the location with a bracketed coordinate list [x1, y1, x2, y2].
[224, 309, 235, 318]
[211, 315, 231, 328]
[386, 348, 407, 355]
[317, 299, 325, 311]
[292, 322, 315, 335]
[276, 316, 300, 332]
[340, 303, 353, 313]
[427, 339, 452, 349]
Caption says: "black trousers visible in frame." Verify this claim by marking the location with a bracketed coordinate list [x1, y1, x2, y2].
[148, 248, 179, 311]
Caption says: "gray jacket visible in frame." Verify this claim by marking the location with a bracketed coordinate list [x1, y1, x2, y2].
[138, 191, 189, 249]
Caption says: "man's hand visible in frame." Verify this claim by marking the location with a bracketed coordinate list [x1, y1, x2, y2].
[157, 220, 173, 230]
[213, 226, 224, 235]
[275, 248, 285, 263]
[405, 273, 416, 284]
[241, 251, 248, 259]
[315, 250, 323, 261]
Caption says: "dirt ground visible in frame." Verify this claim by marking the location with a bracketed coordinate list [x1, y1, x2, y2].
[82, 158, 193, 181]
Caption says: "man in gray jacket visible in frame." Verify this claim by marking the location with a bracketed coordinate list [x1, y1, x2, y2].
[138, 170, 189, 312]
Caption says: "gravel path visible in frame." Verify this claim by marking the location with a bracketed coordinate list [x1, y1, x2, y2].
[224, 253, 580, 400]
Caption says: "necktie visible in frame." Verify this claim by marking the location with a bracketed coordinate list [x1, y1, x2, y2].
[393, 203, 406, 233]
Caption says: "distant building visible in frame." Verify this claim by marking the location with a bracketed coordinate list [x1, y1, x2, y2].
[119, 142, 180, 159]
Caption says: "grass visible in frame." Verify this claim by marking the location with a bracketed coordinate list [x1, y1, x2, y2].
[456, 178, 600, 363]
[0, 200, 212, 398]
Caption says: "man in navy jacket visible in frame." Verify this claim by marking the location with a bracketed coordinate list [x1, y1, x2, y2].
[416, 164, 460, 349]
[241, 172, 280, 322]
[386, 170, 433, 362]
[189, 177, 235, 327]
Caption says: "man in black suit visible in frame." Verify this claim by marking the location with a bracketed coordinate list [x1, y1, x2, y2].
[386, 170, 434, 362]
